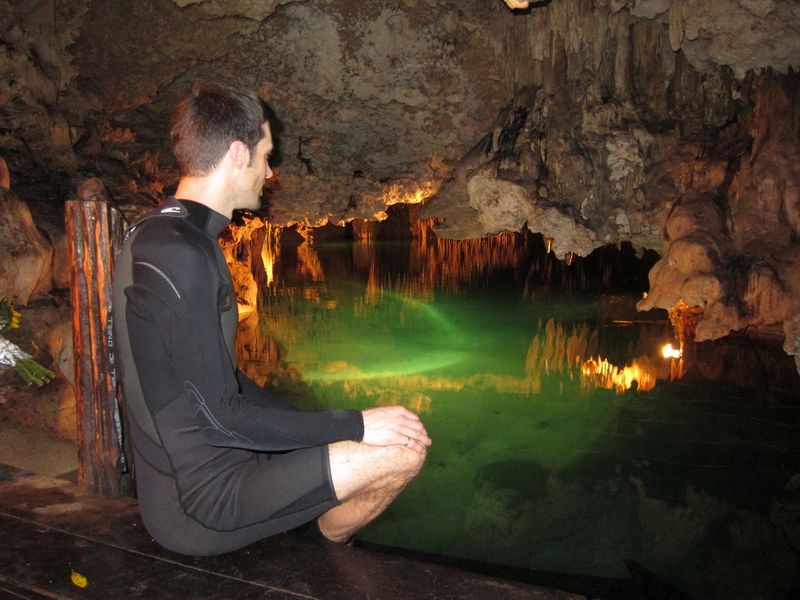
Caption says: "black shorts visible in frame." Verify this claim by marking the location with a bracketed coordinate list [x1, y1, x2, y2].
[135, 443, 340, 556]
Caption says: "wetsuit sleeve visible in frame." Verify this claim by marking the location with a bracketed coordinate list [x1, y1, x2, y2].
[125, 225, 364, 452]
[236, 370, 299, 412]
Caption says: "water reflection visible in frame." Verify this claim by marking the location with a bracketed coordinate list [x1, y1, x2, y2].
[228, 221, 800, 600]
[239, 301, 675, 405]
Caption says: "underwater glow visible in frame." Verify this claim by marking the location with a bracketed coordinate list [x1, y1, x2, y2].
[301, 285, 467, 383]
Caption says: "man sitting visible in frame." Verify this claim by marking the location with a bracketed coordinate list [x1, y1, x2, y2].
[112, 81, 430, 556]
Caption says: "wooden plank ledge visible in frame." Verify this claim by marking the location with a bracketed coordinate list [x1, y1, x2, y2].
[0, 465, 583, 600]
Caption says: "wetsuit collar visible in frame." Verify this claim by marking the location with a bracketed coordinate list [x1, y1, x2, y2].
[175, 198, 230, 238]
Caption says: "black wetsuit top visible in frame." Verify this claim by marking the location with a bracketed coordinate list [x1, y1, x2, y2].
[112, 198, 363, 555]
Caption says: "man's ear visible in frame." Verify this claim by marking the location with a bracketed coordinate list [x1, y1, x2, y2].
[229, 140, 249, 169]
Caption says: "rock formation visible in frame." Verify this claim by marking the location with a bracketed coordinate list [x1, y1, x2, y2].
[639, 75, 800, 364]
[421, 1, 800, 368]
[0, 188, 53, 305]
[1, 0, 799, 365]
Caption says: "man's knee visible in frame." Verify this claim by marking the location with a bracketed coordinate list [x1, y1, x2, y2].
[397, 444, 426, 479]
[328, 442, 426, 501]
[377, 444, 426, 488]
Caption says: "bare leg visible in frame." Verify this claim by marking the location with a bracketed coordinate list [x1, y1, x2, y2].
[317, 441, 426, 542]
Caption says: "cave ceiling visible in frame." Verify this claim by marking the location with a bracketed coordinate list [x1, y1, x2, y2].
[1, 0, 797, 222]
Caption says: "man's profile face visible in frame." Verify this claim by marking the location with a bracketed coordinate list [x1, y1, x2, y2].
[237, 122, 274, 211]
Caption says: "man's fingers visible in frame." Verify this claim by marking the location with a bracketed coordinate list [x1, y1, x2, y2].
[405, 438, 427, 455]
[361, 405, 431, 450]
[401, 426, 431, 446]
[396, 426, 431, 452]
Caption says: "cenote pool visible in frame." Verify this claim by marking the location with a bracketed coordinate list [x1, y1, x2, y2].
[234, 226, 800, 600]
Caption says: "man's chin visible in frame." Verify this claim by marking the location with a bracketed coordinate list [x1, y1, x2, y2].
[241, 194, 262, 212]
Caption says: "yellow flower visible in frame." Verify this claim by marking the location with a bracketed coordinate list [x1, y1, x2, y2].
[0, 298, 21, 330]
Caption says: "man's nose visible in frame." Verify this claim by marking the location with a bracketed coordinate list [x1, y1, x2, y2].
[265, 164, 273, 179]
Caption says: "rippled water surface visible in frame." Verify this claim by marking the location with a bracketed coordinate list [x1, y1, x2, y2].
[237, 230, 800, 599]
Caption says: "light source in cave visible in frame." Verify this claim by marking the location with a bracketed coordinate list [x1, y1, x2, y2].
[381, 180, 440, 207]
[660, 342, 686, 380]
[371, 179, 440, 221]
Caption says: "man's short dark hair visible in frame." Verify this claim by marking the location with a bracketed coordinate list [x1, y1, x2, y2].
[170, 82, 266, 176]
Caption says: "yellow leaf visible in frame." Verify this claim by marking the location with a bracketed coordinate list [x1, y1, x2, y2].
[70, 570, 88, 588]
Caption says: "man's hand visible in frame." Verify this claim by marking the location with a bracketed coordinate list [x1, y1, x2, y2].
[361, 406, 431, 455]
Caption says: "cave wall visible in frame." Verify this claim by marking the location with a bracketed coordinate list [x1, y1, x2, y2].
[1, 0, 799, 364]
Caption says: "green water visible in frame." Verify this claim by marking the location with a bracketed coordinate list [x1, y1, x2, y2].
[239, 234, 800, 599]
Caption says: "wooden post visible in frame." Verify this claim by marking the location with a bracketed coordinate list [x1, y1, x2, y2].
[65, 195, 132, 496]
